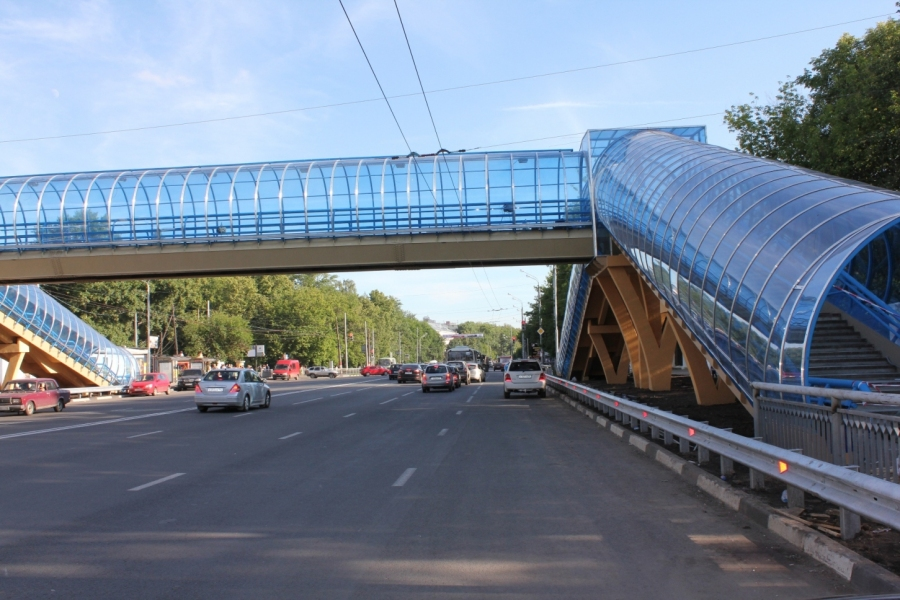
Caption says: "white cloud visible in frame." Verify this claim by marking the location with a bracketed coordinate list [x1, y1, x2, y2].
[135, 69, 193, 88]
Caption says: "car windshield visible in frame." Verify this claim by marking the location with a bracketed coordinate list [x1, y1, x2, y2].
[3, 381, 35, 391]
[182, 369, 202, 376]
[447, 361, 465, 368]
[274, 363, 291, 369]
[203, 370, 241, 381]
[140, 374, 155, 381]
[508, 361, 541, 372]
[425, 365, 447, 374]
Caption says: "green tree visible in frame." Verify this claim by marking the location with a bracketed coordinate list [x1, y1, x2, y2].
[523, 264, 572, 358]
[724, 17, 900, 190]
[182, 313, 253, 364]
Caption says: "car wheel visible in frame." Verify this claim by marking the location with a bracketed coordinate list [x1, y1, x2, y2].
[423, 387, 429, 393]
[504, 390, 511, 399]
[165, 388, 170, 395]
[262, 392, 271, 408]
[54, 399, 64, 412]
[310, 374, 317, 379]
[241, 395, 250, 412]
[150, 387, 156, 397]
[329, 373, 336, 379]
[23, 401, 35, 416]
[363, 373, 369, 377]
[538, 389, 547, 398]
[197, 406, 208, 412]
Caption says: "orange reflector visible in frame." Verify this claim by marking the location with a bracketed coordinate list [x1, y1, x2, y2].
[688, 428, 695, 437]
[778, 461, 789, 473]
[642, 411, 648, 418]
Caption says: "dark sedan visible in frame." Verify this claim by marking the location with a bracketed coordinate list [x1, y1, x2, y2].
[397, 363, 423, 384]
[388, 364, 401, 380]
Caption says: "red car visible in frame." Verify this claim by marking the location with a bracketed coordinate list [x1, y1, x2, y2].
[128, 373, 171, 396]
[360, 365, 388, 376]
[0, 378, 70, 415]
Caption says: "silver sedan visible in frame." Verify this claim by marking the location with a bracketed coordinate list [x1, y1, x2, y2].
[195, 369, 271, 412]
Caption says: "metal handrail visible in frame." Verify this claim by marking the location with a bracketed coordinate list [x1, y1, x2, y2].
[752, 381, 900, 406]
[547, 375, 900, 531]
[833, 271, 900, 340]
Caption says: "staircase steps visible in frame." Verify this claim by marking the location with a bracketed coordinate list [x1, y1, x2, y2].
[808, 314, 900, 382]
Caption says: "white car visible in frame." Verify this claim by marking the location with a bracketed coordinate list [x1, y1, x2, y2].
[503, 359, 546, 398]
[307, 366, 339, 379]
[466, 362, 484, 383]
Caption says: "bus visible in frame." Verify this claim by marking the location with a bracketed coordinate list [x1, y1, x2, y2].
[445, 346, 485, 368]
[377, 357, 396, 368]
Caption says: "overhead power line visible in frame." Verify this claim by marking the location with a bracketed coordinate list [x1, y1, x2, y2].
[0, 12, 889, 146]
[338, 0, 413, 153]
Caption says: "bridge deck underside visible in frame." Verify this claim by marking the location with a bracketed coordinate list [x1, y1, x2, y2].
[0, 228, 594, 283]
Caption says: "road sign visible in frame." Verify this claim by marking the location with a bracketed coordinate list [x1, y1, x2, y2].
[246, 345, 265, 357]
[537, 327, 545, 335]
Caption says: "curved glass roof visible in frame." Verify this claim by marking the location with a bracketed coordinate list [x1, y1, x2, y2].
[591, 130, 900, 399]
[0, 285, 139, 385]
[0, 152, 589, 252]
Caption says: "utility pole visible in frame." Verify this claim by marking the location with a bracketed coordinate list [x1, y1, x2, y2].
[172, 304, 179, 355]
[207, 300, 210, 319]
[344, 313, 349, 370]
[553, 265, 560, 359]
[364, 321, 369, 366]
[416, 326, 419, 362]
[145, 282, 151, 373]
[134, 312, 138, 347]
[399, 331, 402, 362]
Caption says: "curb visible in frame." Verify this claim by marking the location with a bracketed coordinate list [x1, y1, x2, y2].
[554, 391, 900, 594]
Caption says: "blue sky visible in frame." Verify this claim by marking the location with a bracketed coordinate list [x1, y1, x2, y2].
[0, 0, 892, 327]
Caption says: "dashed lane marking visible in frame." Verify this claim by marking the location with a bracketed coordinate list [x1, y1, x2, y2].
[344, 413, 356, 418]
[0, 408, 194, 441]
[402, 391, 415, 397]
[392, 468, 416, 487]
[129, 473, 185, 492]
[438, 429, 448, 436]
[456, 410, 463, 415]
[293, 398, 323, 405]
[233, 412, 253, 418]
[380, 398, 398, 405]
[279, 432, 302, 440]
[127, 430, 162, 439]
[331, 392, 351, 397]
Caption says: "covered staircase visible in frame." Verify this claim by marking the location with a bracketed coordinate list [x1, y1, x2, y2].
[809, 313, 900, 383]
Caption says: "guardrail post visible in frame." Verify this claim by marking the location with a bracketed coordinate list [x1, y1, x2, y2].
[650, 425, 660, 441]
[840, 466, 862, 540]
[720, 428, 734, 477]
[678, 435, 689, 454]
[664, 429, 674, 446]
[749, 437, 766, 490]
[786, 449, 806, 508]
[639, 420, 648, 433]
[697, 445, 709, 465]
[829, 395, 844, 466]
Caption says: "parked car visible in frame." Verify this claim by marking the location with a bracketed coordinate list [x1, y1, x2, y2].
[447, 361, 470, 385]
[360, 365, 388, 376]
[0, 378, 69, 415]
[307, 366, 339, 379]
[466, 362, 485, 383]
[503, 359, 547, 398]
[388, 364, 401, 380]
[495, 356, 512, 371]
[195, 368, 271, 412]
[175, 368, 204, 391]
[271, 359, 302, 381]
[128, 373, 171, 396]
[421, 364, 455, 393]
[397, 363, 423, 384]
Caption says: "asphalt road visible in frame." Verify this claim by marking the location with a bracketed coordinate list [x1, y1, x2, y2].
[0, 374, 856, 599]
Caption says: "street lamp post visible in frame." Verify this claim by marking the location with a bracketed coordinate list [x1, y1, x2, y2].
[508, 293, 524, 359]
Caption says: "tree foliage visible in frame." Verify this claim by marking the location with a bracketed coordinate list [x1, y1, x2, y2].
[724, 18, 900, 190]
[522, 264, 572, 358]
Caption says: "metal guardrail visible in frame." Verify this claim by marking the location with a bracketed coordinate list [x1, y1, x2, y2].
[547, 375, 900, 538]
[63, 385, 128, 399]
[753, 381, 900, 406]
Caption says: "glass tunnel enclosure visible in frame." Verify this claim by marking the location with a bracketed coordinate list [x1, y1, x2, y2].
[0, 151, 591, 252]
[0, 285, 139, 385]
[558, 128, 900, 403]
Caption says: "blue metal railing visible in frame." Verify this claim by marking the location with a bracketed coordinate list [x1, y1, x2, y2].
[828, 271, 900, 344]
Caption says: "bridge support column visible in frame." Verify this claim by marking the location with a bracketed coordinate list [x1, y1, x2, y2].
[586, 300, 630, 385]
[666, 315, 736, 406]
[0, 339, 29, 386]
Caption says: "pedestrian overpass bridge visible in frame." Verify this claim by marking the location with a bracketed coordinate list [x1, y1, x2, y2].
[2, 126, 900, 410]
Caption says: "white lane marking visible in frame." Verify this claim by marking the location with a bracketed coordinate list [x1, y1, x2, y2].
[467, 396, 474, 403]
[279, 432, 302, 440]
[127, 430, 162, 439]
[456, 410, 463, 415]
[233, 413, 253, 418]
[343, 413, 356, 418]
[129, 473, 185, 492]
[402, 391, 415, 397]
[380, 398, 398, 405]
[438, 429, 448, 436]
[271, 380, 380, 397]
[0, 408, 194, 441]
[293, 397, 323, 405]
[331, 392, 351, 397]
[392, 468, 416, 487]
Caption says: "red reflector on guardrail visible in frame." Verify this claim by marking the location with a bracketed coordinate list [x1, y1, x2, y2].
[642, 411, 648, 418]
[778, 461, 789, 473]
[688, 428, 695, 436]
[614, 401, 619, 407]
